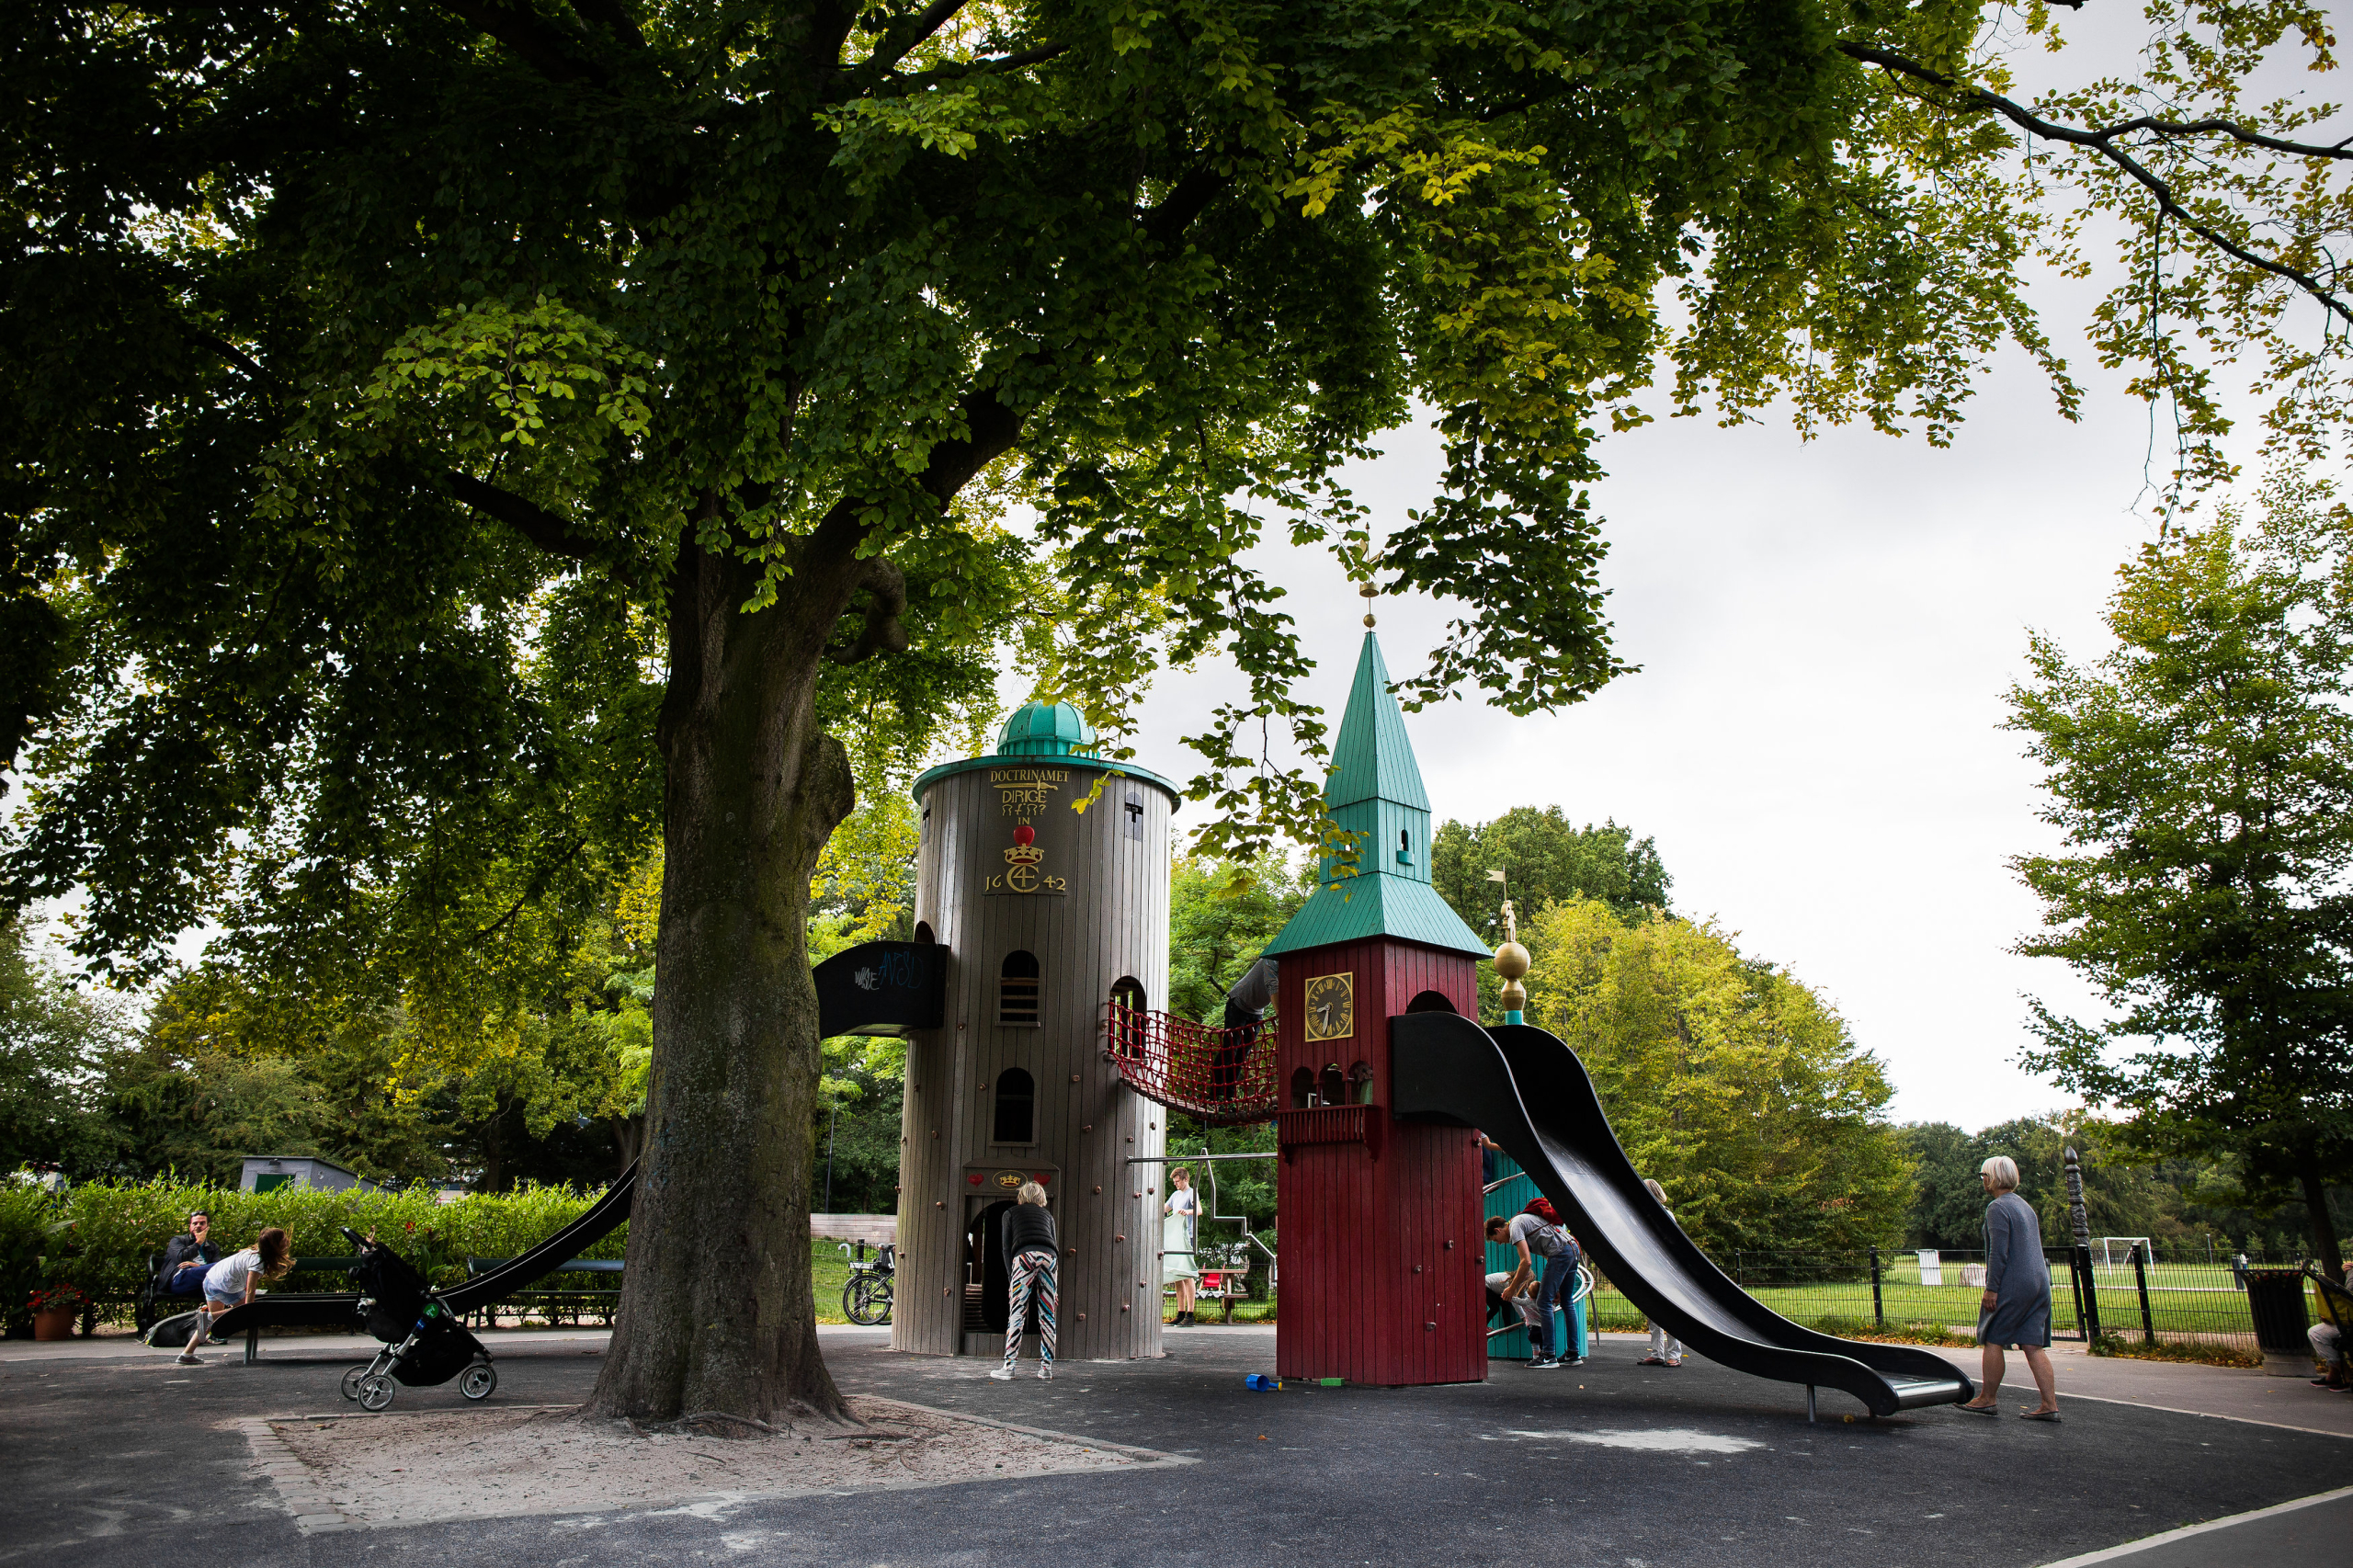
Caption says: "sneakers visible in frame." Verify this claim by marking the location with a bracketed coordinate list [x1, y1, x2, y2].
[175, 1350, 202, 1366]
[1525, 1353, 1563, 1369]
[987, 1366, 1015, 1381]
[1038, 1366, 1054, 1381]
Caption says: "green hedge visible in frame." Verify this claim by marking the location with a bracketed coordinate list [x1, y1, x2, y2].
[3, 1175, 626, 1327]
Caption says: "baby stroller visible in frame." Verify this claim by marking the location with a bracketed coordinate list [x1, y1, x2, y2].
[335, 1227, 498, 1411]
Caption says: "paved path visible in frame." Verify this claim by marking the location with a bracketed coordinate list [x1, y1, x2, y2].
[1916, 1337, 2353, 1440]
[4, 1324, 2345, 1568]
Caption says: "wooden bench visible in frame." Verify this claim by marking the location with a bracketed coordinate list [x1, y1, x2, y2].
[462, 1256, 623, 1328]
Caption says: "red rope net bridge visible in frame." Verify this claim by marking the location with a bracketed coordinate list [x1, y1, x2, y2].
[1102, 1003, 1280, 1125]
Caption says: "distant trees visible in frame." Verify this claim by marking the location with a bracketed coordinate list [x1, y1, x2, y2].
[1432, 807, 1672, 937]
[1518, 898, 1909, 1257]
[2008, 477, 2353, 1272]
[0, 922, 129, 1178]
[1896, 1117, 2350, 1259]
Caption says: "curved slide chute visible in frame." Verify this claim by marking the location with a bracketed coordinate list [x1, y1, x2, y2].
[199, 1165, 639, 1348]
[1392, 1011, 1972, 1418]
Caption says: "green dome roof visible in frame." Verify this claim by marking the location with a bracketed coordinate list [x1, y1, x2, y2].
[995, 700, 1098, 758]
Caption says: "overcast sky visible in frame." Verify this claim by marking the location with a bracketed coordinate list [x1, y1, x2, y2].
[1072, 6, 2353, 1135]
[1098, 296, 2186, 1134]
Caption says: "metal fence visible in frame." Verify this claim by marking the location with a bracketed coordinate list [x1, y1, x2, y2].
[1581, 1244, 2323, 1354]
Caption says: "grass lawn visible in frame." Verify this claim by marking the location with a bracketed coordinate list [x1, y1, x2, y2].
[1586, 1262, 2278, 1343]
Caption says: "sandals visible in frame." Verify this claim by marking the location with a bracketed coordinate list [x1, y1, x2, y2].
[2019, 1408, 2062, 1422]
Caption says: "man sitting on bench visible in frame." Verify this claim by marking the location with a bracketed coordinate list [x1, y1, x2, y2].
[156, 1211, 220, 1305]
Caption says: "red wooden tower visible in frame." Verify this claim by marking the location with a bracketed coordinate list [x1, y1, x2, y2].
[1260, 629, 1494, 1385]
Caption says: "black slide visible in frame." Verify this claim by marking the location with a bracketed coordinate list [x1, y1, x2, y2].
[204, 1165, 637, 1349]
[441, 1163, 636, 1317]
[1392, 1012, 1972, 1418]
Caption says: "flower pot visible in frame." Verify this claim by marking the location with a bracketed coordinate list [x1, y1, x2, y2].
[31, 1308, 76, 1341]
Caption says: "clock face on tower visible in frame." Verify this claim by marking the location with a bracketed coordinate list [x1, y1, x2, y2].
[1303, 972, 1355, 1043]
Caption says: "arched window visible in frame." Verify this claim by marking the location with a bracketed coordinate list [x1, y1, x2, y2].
[1396, 827, 1414, 867]
[998, 951, 1040, 1025]
[915, 921, 936, 947]
[1404, 990, 1456, 1014]
[1108, 976, 1148, 1058]
[1319, 1062, 1347, 1107]
[1290, 1067, 1314, 1109]
[1347, 1061, 1374, 1104]
[993, 1067, 1036, 1144]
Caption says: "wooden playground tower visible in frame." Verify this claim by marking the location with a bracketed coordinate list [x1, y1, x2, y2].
[1106, 604, 1500, 1385]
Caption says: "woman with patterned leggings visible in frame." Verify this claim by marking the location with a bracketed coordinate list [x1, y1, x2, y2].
[990, 1181, 1059, 1381]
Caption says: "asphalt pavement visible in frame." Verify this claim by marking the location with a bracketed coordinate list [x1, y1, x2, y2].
[4, 1324, 2347, 1568]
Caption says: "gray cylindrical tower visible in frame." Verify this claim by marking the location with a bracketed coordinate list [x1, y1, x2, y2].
[892, 702, 1178, 1361]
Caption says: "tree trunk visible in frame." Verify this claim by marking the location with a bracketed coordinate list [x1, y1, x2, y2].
[2298, 1158, 2345, 1277]
[586, 522, 866, 1425]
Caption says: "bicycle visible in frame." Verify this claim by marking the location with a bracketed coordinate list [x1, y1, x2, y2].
[840, 1242, 894, 1325]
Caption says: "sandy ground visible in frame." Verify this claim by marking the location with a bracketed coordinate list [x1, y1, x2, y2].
[245, 1394, 1179, 1530]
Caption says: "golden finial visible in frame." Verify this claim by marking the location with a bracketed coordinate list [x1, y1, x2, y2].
[1359, 581, 1377, 629]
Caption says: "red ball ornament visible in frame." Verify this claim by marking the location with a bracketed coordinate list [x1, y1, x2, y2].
[1013, 824, 1035, 846]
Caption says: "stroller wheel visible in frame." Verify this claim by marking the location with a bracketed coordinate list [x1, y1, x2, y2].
[358, 1374, 396, 1412]
[340, 1365, 370, 1402]
[460, 1363, 497, 1401]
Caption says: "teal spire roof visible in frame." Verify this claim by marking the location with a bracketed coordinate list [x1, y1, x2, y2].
[1325, 632, 1429, 812]
[995, 700, 1097, 758]
[1261, 633, 1490, 960]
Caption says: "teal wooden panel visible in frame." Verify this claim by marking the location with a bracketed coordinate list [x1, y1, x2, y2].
[1482, 1150, 1586, 1360]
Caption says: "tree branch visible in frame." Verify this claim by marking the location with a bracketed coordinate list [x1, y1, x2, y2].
[430, 0, 608, 85]
[185, 328, 268, 387]
[444, 471, 602, 564]
[869, 0, 970, 75]
[881, 40, 1067, 92]
[1838, 41, 2351, 324]
[567, 0, 646, 52]
[825, 559, 910, 665]
[1142, 166, 1231, 252]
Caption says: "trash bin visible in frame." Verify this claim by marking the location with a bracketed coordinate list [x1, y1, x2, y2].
[2242, 1267, 2312, 1354]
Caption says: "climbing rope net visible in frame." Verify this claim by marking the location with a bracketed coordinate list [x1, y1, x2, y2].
[1102, 1002, 1280, 1125]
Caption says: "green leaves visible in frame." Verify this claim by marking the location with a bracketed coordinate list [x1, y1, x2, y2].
[366, 298, 655, 454]
[2007, 472, 2353, 1258]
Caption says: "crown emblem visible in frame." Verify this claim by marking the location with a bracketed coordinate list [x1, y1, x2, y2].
[1004, 824, 1044, 868]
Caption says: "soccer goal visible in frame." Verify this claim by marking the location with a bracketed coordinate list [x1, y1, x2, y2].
[2093, 1236, 2154, 1270]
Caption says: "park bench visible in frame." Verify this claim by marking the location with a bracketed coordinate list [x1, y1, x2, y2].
[461, 1256, 623, 1328]
[140, 1251, 366, 1330]
[1168, 1259, 1252, 1323]
[146, 1256, 369, 1363]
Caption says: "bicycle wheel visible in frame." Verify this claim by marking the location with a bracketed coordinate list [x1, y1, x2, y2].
[358, 1374, 396, 1412]
[460, 1363, 497, 1401]
[842, 1275, 885, 1326]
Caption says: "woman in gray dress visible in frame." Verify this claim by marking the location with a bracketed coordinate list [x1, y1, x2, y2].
[1958, 1155, 2060, 1421]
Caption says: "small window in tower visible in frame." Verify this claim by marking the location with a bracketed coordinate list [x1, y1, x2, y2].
[993, 1068, 1036, 1144]
[998, 951, 1040, 1026]
[1108, 976, 1147, 1057]
[1290, 1067, 1315, 1109]
[1319, 1062, 1347, 1106]
[915, 921, 936, 947]
[1125, 790, 1146, 840]
[1347, 1061, 1374, 1104]
[1396, 827, 1414, 867]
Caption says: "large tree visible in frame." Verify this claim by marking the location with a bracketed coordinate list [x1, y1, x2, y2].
[5, 0, 2347, 1424]
[2009, 475, 2353, 1273]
